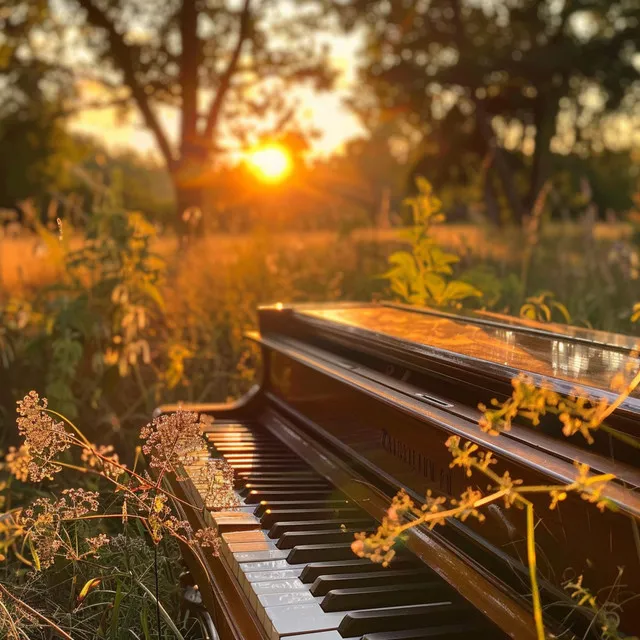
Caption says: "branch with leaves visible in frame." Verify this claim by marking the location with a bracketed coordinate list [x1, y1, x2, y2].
[383, 178, 482, 307]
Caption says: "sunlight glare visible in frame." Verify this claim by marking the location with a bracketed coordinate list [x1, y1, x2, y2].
[247, 145, 292, 182]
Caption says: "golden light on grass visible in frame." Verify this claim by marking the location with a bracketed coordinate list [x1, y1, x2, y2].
[246, 144, 292, 182]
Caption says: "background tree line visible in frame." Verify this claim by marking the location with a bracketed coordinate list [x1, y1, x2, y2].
[1, 0, 638, 232]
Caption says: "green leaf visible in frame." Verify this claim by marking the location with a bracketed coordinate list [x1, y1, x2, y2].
[139, 281, 165, 312]
[110, 580, 123, 638]
[140, 607, 151, 640]
[441, 280, 483, 303]
[137, 579, 186, 640]
[422, 272, 446, 301]
[551, 301, 572, 324]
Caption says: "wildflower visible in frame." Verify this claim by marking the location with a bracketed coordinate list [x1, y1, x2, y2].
[20, 489, 100, 568]
[451, 488, 486, 523]
[569, 462, 615, 512]
[478, 375, 560, 435]
[419, 491, 448, 529]
[5, 445, 31, 482]
[81, 444, 123, 479]
[138, 491, 191, 543]
[549, 489, 567, 510]
[16, 391, 71, 481]
[199, 459, 239, 511]
[140, 411, 205, 477]
[447, 438, 479, 477]
[194, 527, 220, 553]
[558, 393, 609, 445]
[87, 534, 110, 554]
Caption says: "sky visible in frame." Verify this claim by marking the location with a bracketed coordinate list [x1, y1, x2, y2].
[68, 28, 366, 159]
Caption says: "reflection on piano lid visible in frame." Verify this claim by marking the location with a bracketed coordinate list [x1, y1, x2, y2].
[388, 301, 640, 353]
[287, 302, 640, 406]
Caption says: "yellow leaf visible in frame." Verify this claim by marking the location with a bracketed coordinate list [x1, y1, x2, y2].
[77, 578, 101, 604]
[28, 537, 41, 571]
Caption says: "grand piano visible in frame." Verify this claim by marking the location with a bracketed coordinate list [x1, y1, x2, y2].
[156, 302, 640, 640]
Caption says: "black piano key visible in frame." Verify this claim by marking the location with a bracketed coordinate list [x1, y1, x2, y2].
[277, 528, 374, 550]
[214, 442, 285, 449]
[287, 542, 357, 564]
[321, 581, 451, 612]
[300, 557, 418, 583]
[245, 489, 336, 504]
[310, 567, 435, 596]
[261, 507, 363, 530]
[226, 462, 311, 471]
[269, 518, 374, 538]
[338, 603, 471, 637]
[235, 471, 320, 480]
[254, 499, 353, 518]
[239, 481, 331, 497]
[222, 453, 300, 461]
[362, 623, 496, 640]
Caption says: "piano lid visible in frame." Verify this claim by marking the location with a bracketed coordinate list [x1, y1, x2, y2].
[285, 302, 640, 405]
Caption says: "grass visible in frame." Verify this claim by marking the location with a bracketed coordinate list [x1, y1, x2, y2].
[0, 202, 638, 640]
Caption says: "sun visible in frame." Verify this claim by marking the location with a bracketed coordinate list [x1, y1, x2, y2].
[246, 144, 292, 182]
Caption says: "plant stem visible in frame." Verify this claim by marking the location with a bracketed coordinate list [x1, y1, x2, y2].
[525, 501, 545, 640]
[154, 543, 162, 640]
[0, 582, 74, 640]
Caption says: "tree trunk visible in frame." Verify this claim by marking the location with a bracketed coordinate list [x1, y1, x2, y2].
[527, 96, 558, 211]
[474, 101, 525, 224]
[173, 176, 205, 243]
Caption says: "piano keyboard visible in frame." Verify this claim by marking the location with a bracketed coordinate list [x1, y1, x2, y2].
[193, 420, 506, 640]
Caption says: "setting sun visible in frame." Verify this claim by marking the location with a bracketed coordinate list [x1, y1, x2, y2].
[246, 144, 292, 182]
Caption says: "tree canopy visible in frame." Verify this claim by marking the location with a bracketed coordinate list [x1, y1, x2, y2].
[330, 0, 640, 222]
[1, 0, 333, 229]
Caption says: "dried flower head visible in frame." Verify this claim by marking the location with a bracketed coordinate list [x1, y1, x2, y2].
[4, 445, 31, 482]
[198, 459, 239, 511]
[16, 391, 71, 481]
[81, 444, 123, 479]
[140, 411, 205, 477]
[194, 527, 220, 554]
[20, 489, 100, 568]
[87, 534, 110, 554]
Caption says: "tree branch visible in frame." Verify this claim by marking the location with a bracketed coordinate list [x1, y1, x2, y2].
[203, 0, 252, 140]
[76, 0, 176, 169]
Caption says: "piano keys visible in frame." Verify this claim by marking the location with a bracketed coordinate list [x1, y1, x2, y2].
[157, 302, 640, 639]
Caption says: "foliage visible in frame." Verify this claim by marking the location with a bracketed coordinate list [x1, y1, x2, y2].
[0, 198, 165, 423]
[383, 178, 482, 306]
[0, 391, 235, 639]
[520, 291, 572, 324]
[330, 0, 640, 223]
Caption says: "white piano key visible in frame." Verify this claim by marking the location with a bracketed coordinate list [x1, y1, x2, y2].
[245, 568, 304, 582]
[226, 539, 280, 553]
[263, 602, 346, 640]
[222, 530, 269, 544]
[252, 579, 307, 595]
[257, 591, 316, 608]
[239, 559, 291, 573]
[233, 549, 290, 564]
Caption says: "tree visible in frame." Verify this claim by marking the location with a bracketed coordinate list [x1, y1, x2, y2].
[329, 0, 640, 223]
[1, 0, 333, 232]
